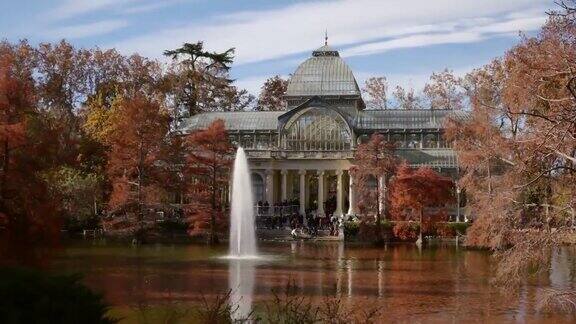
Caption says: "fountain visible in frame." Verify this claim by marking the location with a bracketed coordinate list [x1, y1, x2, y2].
[229, 147, 257, 258]
[228, 147, 258, 322]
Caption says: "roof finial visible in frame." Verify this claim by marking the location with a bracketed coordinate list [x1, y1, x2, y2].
[324, 29, 328, 46]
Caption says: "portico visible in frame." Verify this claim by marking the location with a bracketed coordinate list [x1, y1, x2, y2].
[251, 165, 353, 220]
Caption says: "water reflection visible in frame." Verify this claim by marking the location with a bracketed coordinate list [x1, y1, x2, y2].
[550, 247, 572, 289]
[377, 260, 384, 297]
[228, 259, 255, 322]
[336, 241, 344, 295]
[53, 242, 576, 323]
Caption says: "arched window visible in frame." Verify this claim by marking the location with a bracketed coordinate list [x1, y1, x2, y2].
[423, 134, 438, 148]
[251, 173, 264, 203]
[407, 133, 421, 148]
[283, 108, 352, 151]
[242, 134, 253, 148]
[255, 134, 269, 149]
[228, 135, 239, 147]
[356, 134, 369, 145]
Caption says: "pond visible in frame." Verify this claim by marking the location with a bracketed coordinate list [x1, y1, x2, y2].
[54, 241, 575, 323]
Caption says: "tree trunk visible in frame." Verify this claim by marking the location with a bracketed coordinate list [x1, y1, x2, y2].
[136, 139, 144, 244]
[416, 209, 424, 246]
[1, 140, 9, 200]
[486, 158, 492, 195]
[209, 166, 219, 245]
[375, 178, 383, 245]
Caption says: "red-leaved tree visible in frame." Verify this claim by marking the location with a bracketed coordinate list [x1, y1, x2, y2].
[443, 3, 576, 299]
[0, 53, 61, 267]
[105, 94, 170, 240]
[389, 163, 454, 243]
[185, 119, 233, 244]
[353, 133, 398, 243]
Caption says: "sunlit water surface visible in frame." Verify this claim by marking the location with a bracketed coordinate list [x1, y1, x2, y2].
[53, 241, 576, 323]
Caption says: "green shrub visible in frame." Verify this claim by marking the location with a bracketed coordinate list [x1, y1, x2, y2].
[157, 219, 189, 234]
[0, 267, 115, 324]
[380, 220, 394, 230]
[344, 221, 360, 238]
[447, 222, 470, 235]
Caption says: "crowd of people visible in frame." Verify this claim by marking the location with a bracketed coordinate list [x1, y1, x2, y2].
[255, 197, 342, 238]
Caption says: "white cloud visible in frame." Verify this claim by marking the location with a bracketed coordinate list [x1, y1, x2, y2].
[340, 13, 547, 58]
[120, 0, 189, 14]
[43, 20, 129, 39]
[46, 0, 190, 20]
[47, 0, 137, 20]
[111, 0, 550, 63]
[472, 16, 546, 34]
[341, 31, 483, 57]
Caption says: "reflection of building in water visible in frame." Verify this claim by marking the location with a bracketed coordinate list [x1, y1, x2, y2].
[549, 247, 572, 288]
[182, 42, 467, 220]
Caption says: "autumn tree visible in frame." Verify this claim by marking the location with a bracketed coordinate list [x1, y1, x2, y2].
[444, 2, 576, 308]
[0, 39, 257, 246]
[352, 134, 398, 244]
[257, 75, 288, 111]
[389, 163, 454, 244]
[0, 53, 61, 267]
[393, 85, 422, 110]
[185, 119, 233, 244]
[423, 69, 465, 110]
[215, 84, 255, 112]
[363, 76, 388, 110]
[105, 95, 170, 241]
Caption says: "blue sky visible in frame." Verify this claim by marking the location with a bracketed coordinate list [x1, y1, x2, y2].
[0, 0, 555, 95]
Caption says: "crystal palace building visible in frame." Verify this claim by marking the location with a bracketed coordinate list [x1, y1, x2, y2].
[182, 43, 467, 220]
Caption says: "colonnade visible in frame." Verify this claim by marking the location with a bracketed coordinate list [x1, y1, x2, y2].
[260, 169, 358, 219]
[254, 168, 463, 221]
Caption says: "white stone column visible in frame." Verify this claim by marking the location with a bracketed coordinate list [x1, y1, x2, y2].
[347, 170, 357, 216]
[298, 170, 306, 216]
[281, 170, 288, 202]
[317, 170, 325, 217]
[265, 169, 274, 204]
[334, 170, 344, 217]
[456, 185, 461, 222]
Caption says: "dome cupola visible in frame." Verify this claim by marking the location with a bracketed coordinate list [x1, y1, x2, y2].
[285, 43, 361, 99]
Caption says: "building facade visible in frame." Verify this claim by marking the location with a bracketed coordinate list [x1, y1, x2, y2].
[182, 44, 467, 220]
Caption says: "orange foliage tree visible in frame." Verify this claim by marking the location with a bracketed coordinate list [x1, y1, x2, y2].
[389, 163, 454, 243]
[257, 75, 288, 111]
[352, 133, 398, 243]
[105, 95, 170, 240]
[443, 3, 576, 295]
[0, 53, 60, 267]
[185, 119, 233, 244]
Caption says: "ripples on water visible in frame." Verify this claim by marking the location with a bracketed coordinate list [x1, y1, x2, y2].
[54, 241, 576, 323]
